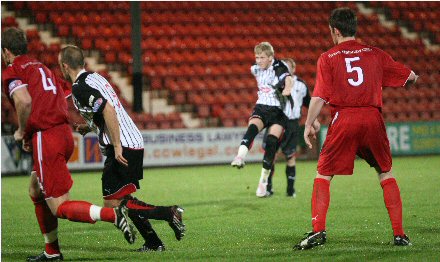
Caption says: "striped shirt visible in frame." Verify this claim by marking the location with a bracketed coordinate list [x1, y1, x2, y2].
[72, 69, 143, 149]
[251, 59, 290, 108]
[283, 76, 311, 120]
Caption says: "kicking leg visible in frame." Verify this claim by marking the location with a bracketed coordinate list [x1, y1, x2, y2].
[232, 118, 264, 168]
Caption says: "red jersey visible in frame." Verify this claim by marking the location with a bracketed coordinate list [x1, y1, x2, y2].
[313, 40, 411, 114]
[2, 55, 69, 138]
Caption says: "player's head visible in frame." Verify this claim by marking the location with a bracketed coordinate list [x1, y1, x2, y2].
[283, 58, 296, 75]
[329, 7, 357, 45]
[1, 27, 28, 65]
[59, 45, 85, 82]
[254, 42, 274, 70]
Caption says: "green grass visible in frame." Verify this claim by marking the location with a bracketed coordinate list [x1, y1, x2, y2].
[2, 155, 440, 261]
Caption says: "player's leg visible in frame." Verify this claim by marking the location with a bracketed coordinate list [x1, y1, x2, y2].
[103, 146, 184, 244]
[256, 123, 282, 197]
[258, 127, 277, 196]
[266, 164, 275, 196]
[103, 197, 165, 251]
[36, 126, 135, 245]
[27, 171, 62, 262]
[102, 147, 169, 250]
[378, 170, 409, 245]
[359, 110, 410, 246]
[119, 196, 165, 251]
[285, 156, 297, 197]
[282, 119, 299, 197]
[232, 105, 265, 168]
[295, 111, 358, 249]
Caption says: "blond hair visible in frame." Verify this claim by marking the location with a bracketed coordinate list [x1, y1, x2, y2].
[254, 42, 274, 57]
[283, 58, 296, 72]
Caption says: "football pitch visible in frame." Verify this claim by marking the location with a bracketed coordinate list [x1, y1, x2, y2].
[2, 155, 440, 261]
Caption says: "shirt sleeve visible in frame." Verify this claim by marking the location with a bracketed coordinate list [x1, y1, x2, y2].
[312, 55, 332, 103]
[275, 62, 290, 81]
[381, 50, 412, 88]
[250, 65, 257, 76]
[2, 67, 27, 98]
[72, 83, 107, 114]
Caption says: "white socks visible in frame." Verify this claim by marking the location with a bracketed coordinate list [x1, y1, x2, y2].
[260, 168, 270, 183]
[89, 205, 102, 222]
[237, 145, 249, 159]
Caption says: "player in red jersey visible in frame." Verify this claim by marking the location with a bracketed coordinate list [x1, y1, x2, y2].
[2, 27, 136, 261]
[294, 8, 419, 249]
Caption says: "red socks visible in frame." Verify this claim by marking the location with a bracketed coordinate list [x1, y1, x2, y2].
[31, 196, 60, 255]
[311, 178, 331, 233]
[100, 207, 116, 223]
[309, 177, 404, 236]
[381, 178, 404, 236]
[56, 201, 115, 224]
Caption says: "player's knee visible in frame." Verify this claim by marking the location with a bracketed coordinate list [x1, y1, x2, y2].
[265, 134, 278, 152]
[378, 170, 394, 182]
[28, 172, 42, 200]
[286, 155, 296, 166]
[263, 135, 279, 169]
[316, 172, 333, 181]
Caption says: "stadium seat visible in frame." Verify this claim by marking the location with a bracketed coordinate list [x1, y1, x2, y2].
[3, 1, 438, 130]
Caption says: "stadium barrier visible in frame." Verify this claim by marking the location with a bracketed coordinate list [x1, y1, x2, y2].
[1, 127, 265, 174]
[3, 122, 439, 175]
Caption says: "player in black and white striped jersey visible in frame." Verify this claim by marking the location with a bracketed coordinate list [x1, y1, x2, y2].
[58, 45, 185, 252]
[231, 42, 293, 197]
[260, 58, 320, 198]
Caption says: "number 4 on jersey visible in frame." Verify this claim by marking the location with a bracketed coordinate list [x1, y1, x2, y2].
[345, 57, 364, 86]
[38, 68, 57, 94]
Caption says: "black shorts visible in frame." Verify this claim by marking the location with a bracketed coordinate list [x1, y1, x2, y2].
[102, 146, 144, 199]
[250, 104, 288, 129]
[262, 119, 299, 158]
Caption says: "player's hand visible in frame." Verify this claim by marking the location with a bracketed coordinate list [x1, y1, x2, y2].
[73, 123, 91, 136]
[114, 145, 128, 167]
[13, 129, 25, 142]
[304, 124, 317, 149]
[312, 119, 321, 133]
[22, 139, 32, 152]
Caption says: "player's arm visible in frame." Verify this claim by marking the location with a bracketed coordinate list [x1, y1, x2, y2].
[304, 97, 325, 149]
[381, 50, 418, 89]
[404, 71, 419, 88]
[11, 87, 32, 142]
[282, 75, 293, 96]
[102, 103, 128, 167]
[301, 85, 321, 132]
[304, 54, 332, 148]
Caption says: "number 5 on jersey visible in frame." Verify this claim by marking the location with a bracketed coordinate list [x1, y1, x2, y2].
[38, 68, 57, 94]
[345, 57, 364, 86]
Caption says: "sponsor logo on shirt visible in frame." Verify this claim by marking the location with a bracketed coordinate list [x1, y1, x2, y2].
[92, 98, 103, 112]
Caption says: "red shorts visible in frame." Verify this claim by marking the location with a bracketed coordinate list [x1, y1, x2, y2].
[318, 107, 392, 175]
[32, 124, 74, 199]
